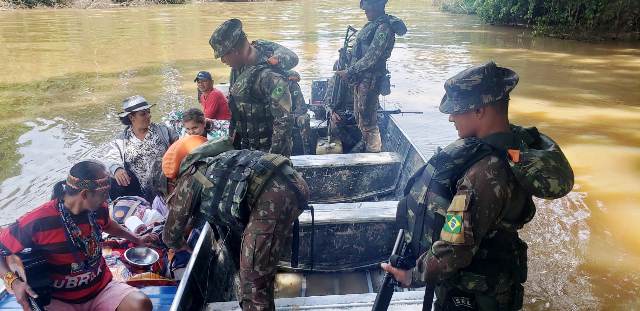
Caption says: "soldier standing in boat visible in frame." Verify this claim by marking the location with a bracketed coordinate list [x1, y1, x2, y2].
[160, 136, 309, 311]
[335, 0, 406, 153]
[210, 18, 301, 157]
[381, 62, 574, 310]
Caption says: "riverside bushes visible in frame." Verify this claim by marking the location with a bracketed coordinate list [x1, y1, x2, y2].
[435, 0, 640, 39]
[3, 0, 185, 8]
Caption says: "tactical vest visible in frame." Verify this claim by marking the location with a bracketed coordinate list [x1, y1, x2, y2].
[352, 15, 406, 70]
[399, 125, 573, 294]
[397, 137, 504, 259]
[192, 149, 291, 233]
[352, 16, 393, 72]
[398, 140, 531, 301]
[229, 65, 275, 152]
[251, 40, 306, 121]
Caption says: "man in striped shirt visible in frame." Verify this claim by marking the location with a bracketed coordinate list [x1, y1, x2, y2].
[0, 161, 155, 311]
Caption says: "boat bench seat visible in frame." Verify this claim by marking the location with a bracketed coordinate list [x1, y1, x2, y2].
[0, 286, 177, 311]
[279, 201, 399, 271]
[208, 290, 428, 311]
[291, 152, 403, 203]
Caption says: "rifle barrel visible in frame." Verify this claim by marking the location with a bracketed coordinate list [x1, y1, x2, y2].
[378, 109, 424, 115]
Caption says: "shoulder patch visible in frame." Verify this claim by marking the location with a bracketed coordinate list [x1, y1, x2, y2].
[377, 31, 387, 41]
[440, 190, 473, 245]
[271, 85, 285, 100]
[444, 214, 462, 234]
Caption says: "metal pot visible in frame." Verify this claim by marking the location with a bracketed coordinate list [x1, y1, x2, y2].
[123, 247, 159, 269]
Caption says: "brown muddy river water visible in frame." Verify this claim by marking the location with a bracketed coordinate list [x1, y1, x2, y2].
[0, 0, 639, 309]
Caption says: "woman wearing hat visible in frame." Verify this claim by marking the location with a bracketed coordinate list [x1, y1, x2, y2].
[106, 95, 178, 202]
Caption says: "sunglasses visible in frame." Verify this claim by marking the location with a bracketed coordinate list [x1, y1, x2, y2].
[134, 109, 151, 116]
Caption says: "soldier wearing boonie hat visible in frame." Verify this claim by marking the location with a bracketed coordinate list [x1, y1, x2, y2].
[208, 18, 299, 157]
[381, 61, 574, 310]
[439, 61, 519, 115]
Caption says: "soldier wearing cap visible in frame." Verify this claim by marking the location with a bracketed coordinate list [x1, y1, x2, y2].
[381, 62, 574, 310]
[209, 18, 299, 157]
[335, 0, 406, 153]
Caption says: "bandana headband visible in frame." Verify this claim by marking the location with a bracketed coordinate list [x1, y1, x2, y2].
[66, 175, 110, 192]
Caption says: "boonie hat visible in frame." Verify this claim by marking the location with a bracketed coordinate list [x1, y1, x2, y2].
[209, 18, 246, 59]
[439, 61, 519, 115]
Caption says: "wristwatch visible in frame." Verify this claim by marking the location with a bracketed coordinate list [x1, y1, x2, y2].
[2, 271, 20, 293]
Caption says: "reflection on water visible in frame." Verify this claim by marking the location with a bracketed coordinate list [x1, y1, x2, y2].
[0, 0, 639, 308]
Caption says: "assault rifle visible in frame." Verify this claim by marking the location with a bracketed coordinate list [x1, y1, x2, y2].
[328, 25, 358, 111]
[328, 25, 358, 141]
[377, 109, 424, 115]
[372, 229, 414, 311]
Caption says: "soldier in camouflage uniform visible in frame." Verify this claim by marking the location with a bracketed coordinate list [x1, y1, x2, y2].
[161, 138, 309, 311]
[210, 19, 300, 157]
[335, 0, 406, 152]
[382, 61, 574, 310]
[286, 70, 313, 155]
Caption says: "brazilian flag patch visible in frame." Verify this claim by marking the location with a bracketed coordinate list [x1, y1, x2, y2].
[444, 214, 462, 234]
[272, 85, 285, 99]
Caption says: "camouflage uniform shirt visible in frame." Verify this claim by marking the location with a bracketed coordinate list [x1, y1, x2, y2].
[411, 132, 529, 286]
[228, 40, 299, 156]
[345, 15, 397, 82]
[162, 168, 203, 250]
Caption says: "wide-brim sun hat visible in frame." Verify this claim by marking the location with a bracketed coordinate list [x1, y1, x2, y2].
[118, 95, 155, 118]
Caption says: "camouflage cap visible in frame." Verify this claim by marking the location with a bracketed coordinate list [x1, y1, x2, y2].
[360, 0, 388, 10]
[209, 18, 247, 59]
[439, 61, 519, 114]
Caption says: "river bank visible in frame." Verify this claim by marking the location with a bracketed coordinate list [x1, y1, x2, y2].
[434, 0, 640, 41]
[0, 0, 185, 9]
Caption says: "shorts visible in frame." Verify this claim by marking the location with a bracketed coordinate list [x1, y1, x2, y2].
[46, 280, 139, 311]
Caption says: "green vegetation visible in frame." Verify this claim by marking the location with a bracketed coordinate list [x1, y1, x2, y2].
[2, 0, 185, 9]
[434, 0, 640, 40]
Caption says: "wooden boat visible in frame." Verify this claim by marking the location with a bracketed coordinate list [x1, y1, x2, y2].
[0, 80, 431, 310]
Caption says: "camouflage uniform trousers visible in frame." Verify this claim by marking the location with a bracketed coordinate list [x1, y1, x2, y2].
[239, 170, 309, 311]
[295, 114, 312, 155]
[434, 281, 523, 311]
[352, 75, 382, 153]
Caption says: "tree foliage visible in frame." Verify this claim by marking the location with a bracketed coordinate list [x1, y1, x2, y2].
[436, 0, 640, 39]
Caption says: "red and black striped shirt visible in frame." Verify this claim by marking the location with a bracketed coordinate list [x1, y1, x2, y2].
[0, 199, 112, 303]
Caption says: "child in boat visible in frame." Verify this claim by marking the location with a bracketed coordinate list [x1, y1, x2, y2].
[182, 108, 230, 140]
[163, 108, 230, 141]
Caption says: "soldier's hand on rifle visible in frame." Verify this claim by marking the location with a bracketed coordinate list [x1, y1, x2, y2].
[381, 263, 411, 288]
[335, 70, 348, 80]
